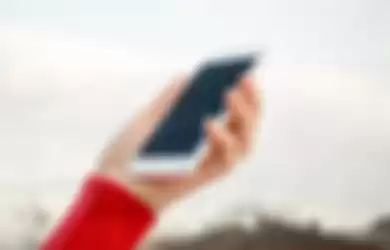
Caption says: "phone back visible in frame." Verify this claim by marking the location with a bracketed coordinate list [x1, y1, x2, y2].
[140, 55, 256, 157]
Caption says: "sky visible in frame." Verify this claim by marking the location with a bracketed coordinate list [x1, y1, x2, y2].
[0, 0, 390, 238]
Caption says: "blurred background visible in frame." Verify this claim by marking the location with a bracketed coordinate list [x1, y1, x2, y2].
[0, 0, 389, 249]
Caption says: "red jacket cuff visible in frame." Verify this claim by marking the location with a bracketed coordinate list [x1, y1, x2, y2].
[41, 173, 155, 250]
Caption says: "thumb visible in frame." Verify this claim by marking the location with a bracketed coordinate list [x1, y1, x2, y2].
[99, 77, 187, 169]
[135, 76, 188, 151]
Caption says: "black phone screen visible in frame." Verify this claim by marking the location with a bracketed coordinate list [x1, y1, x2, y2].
[139, 55, 257, 157]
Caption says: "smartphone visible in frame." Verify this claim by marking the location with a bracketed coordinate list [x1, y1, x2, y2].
[132, 54, 258, 176]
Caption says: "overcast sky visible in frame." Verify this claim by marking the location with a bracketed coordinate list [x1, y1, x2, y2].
[0, 0, 389, 237]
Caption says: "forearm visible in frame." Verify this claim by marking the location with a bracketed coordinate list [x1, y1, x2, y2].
[40, 174, 155, 250]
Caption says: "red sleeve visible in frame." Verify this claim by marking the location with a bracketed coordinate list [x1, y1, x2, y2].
[40, 174, 156, 250]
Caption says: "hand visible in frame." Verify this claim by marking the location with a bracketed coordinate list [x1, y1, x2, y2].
[95, 75, 261, 212]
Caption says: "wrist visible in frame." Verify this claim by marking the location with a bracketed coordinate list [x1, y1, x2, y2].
[127, 183, 173, 213]
[93, 169, 174, 213]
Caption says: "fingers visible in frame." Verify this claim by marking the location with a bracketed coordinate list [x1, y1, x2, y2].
[195, 119, 237, 182]
[226, 76, 260, 156]
[240, 77, 261, 114]
[226, 89, 251, 154]
[206, 120, 237, 169]
[99, 76, 187, 169]
[196, 76, 261, 182]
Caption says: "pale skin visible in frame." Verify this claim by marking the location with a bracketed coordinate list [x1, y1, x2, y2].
[95, 75, 261, 212]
